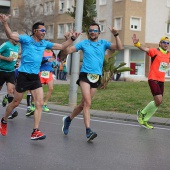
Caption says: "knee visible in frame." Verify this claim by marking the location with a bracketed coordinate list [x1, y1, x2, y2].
[83, 100, 91, 108]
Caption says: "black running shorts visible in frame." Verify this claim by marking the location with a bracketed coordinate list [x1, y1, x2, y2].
[15, 72, 42, 93]
[76, 72, 101, 88]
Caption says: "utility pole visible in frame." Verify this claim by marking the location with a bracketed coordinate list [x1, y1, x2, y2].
[68, 0, 84, 107]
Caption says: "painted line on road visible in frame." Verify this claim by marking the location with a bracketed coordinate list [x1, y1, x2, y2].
[16, 106, 170, 131]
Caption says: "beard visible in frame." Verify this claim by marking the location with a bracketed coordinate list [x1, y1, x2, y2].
[89, 35, 98, 41]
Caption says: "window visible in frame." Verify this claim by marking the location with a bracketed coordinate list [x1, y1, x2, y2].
[130, 17, 141, 31]
[46, 25, 54, 39]
[65, 23, 72, 32]
[114, 17, 122, 30]
[44, 1, 54, 15]
[66, 0, 74, 12]
[115, 0, 123, 2]
[13, 8, 19, 17]
[167, 23, 170, 34]
[99, 21, 105, 32]
[58, 24, 64, 38]
[99, 0, 106, 5]
[59, 0, 65, 13]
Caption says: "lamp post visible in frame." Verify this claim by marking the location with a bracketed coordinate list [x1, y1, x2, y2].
[68, 0, 84, 107]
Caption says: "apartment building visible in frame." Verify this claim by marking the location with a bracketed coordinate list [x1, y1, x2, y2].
[0, 0, 11, 43]
[8, 0, 170, 79]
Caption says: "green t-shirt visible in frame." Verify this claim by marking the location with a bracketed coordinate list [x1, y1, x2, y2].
[0, 41, 20, 72]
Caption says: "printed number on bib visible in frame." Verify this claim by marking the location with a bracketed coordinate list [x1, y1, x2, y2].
[159, 62, 168, 72]
[10, 51, 18, 61]
[87, 74, 99, 83]
[41, 71, 50, 78]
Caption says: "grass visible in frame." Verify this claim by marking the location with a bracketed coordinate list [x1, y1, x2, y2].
[43, 81, 170, 118]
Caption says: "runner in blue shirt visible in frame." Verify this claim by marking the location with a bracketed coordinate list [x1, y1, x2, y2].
[62, 22, 123, 142]
[0, 14, 80, 140]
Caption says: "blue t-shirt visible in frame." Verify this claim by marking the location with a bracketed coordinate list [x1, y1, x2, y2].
[75, 39, 111, 75]
[40, 50, 54, 72]
[18, 35, 54, 74]
[0, 41, 20, 72]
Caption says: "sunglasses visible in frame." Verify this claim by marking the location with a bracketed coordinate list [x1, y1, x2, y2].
[36, 29, 46, 33]
[162, 41, 170, 45]
[88, 29, 99, 33]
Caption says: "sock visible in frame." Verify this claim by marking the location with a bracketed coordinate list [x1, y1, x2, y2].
[66, 116, 72, 122]
[27, 94, 32, 107]
[86, 128, 91, 133]
[142, 101, 158, 122]
[1, 118, 7, 124]
[32, 128, 39, 133]
[8, 96, 13, 103]
[44, 102, 47, 106]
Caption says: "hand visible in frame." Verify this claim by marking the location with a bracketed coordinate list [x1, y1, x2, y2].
[108, 26, 118, 35]
[8, 57, 15, 62]
[132, 34, 139, 44]
[70, 31, 81, 40]
[64, 32, 71, 40]
[0, 14, 10, 23]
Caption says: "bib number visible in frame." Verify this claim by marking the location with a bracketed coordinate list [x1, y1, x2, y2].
[87, 74, 99, 83]
[10, 51, 18, 61]
[41, 71, 50, 78]
[159, 62, 168, 72]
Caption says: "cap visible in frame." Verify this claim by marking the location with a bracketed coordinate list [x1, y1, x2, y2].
[160, 36, 170, 42]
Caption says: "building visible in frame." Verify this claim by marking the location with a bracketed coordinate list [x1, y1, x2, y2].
[7, 0, 170, 80]
[0, 0, 11, 43]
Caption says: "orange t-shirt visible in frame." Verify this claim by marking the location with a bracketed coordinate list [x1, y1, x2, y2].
[147, 48, 170, 82]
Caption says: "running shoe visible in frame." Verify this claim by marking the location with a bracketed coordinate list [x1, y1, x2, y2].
[30, 104, 35, 112]
[62, 116, 71, 135]
[30, 129, 46, 140]
[25, 108, 34, 117]
[42, 105, 50, 112]
[8, 111, 18, 119]
[137, 110, 145, 125]
[86, 129, 97, 142]
[142, 121, 154, 129]
[0, 122, 8, 136]
[2, 95, 8, 107]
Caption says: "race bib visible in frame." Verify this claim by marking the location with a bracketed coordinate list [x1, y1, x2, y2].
[41, 71, 50, 78]
[159, 62, 168, 72]
[10, 51, 18, 61]
[87, 74, 99, 83]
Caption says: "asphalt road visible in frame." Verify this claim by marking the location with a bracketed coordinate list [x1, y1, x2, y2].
[0, 103, 170, 170]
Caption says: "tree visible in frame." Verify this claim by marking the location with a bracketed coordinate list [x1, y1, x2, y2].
[66, 0, 97, 37]
[99, 51, 133, 89]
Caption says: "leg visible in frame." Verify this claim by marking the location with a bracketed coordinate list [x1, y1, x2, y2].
[30, 87, 46, 140]
[79, 81, 97, 128]
[0, 90, 23, 136]
[31, 87, 44, 129]
[43, 80, 53, 112]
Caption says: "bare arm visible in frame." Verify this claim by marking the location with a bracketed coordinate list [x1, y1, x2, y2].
[0, 55, 14, 62]
[108, 27, 123, 51]
[52, 31, 81, 51]
[0, 14, 19, 41]
[132, 34, 149, 52]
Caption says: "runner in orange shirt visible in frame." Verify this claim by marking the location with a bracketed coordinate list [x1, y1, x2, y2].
[132, 34, 170, 129]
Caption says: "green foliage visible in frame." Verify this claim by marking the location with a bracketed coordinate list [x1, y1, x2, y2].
[66, 0, 97, 36]
[99, 51, 133, 89]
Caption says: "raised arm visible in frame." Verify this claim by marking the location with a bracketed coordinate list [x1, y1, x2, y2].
[0, 14, 19, 41]
[132, 34, 149, 52]
[108, 27, 123, 51]
[52, 31, 80, 51]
